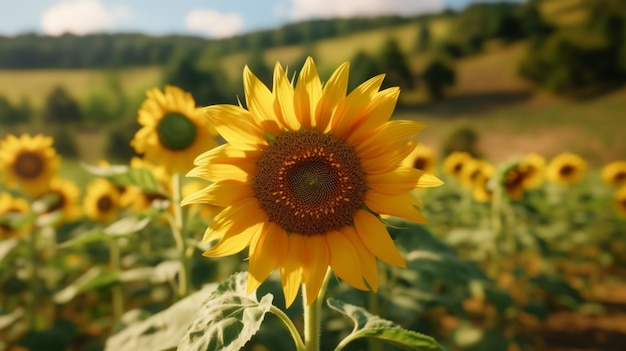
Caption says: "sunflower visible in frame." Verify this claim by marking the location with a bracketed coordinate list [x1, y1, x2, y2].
[443, 151, 473, 180]
[130, 85, 218, 175]
[401, 144, 436, 174]
[0, 192, 30, 239]
[122, 157, 171, 212]
[0, 134, 60, 197]
[182, 181, 221, 221]
[546, 152, 587, 185]
[83, 178, 122, 223]
[502, 163, 528, 201]
[520, 152, 545, 189]
[602, 161, 626, 187]
[615, 186, 626, 217]
[184, 57, 443, 306]
[471, 163, 495, 203]
[39, 178, 82, 223]
[460, 158, 491, 189]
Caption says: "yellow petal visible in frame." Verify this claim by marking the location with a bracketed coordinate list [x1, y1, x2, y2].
[364, 191, 428, 224]
[340, 226, 379, 292]
[243, 65, 283, 136]
[204, 105, 266, 147]
[187, 163, 255, 183]
[302, 234, 329, 304]
[315, 62, 349, 132]
[247, 222, 289, 294]
[193, 144, 261, 166]
[272, 62, 300, 131]
[345, 87, 400, 146]
[181, 180, 253, 207]
[355, 121, 425, 158]
[202, 198, 266, 244]
[353, 210, 406, 268]
[326, 230, 368, 291]
[360, 140, 416, 175]
[280, 234, 305, 307]
[294, 57, 322, 130]
[366, 168, 443, 195]
[203, 221, 261, 257]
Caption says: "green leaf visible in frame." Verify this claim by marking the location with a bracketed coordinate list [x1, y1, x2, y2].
[328, 298, 445, 351]
[104, 216, 151, 236]
[0, 239, 19, 261]
[177, 271, 273, 351]
[57, 228, 108, 249]
[0, 308, 23, 330]
[105, 284, 219, 351]
[83, 163, 164, 194]
[54, 266, 121, 303]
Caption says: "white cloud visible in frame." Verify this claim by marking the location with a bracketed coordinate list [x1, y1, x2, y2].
[185, 10, 244, 38]
[41, 0, 131, 36]
[289, 0, 444, 20]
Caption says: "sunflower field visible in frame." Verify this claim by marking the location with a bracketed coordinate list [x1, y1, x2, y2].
[1, 57, 626, 351]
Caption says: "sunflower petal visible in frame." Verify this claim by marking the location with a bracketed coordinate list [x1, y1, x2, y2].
[356, 120, 425, 158]
[280, 234, 305, 307]
[202, 198, 266, 244]
[273, 63, 300, 131]
[244, 66, 283, 136]
[360, 140, 417, 175]
[340, 226, 379, 292]
[247, 222, 289, 294]
[203, 221, 260, 257]
[302, 234, 329, 304]
[345, 87, 400, 146]
[204, 105, 266, 147]
[325, 230, 368, 291]
[364, 191, 428, 224]
[294, 57, 323, 130]
[366, 168, 444, 195]
[315, 62, 349, 132]
[353, 210, 406, 268]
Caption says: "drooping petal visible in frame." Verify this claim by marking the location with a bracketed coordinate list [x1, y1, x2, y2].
[340, 226, 379, 292]
[247, 221, 289, 294]
[294, 57, 323, 130]
[353, 210, 406, 268]
[243, 65, 283, 136]
[364, 190, 428, 224]
[272, 63, 300, 131]
[181, 180, 253, 207]
[326, 230, 368, 291]
[366, 168, 444, 195]
[202, 221, 261, 257]
[279, 234, 305, 307]
[302, 234, 329, 303]
[315, 62, 349, 132]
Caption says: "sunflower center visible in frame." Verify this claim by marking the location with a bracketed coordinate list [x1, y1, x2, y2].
[506, 167, 526, 191]
[559, 164, 575, 177]
[97, 195, 114, 212]
[614, 171, 626, 183]
[414, 157, 428, 171]
[13, 151, 45, 179]
[156, 113, 197, 151]
[254, 131, 365, 235]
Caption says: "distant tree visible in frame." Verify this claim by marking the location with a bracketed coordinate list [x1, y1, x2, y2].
[106, 119, 139, 162]
[42, 86, 82, 125]
[348, 51, 382, 91]
[52, 127, 79, 158]
[82, 71, 128, 125]
[414, 21, 431, 52]
[0, 95, 31, 125]
[377, 37, 414, 89]
[422, 59, 456, 99]
[441, 126, 481, 158]
[245, 50, 273, 87]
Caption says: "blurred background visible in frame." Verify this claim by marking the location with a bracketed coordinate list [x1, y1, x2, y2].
[1, 0, 626, 350]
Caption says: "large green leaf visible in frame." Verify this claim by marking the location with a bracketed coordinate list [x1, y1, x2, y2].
[105, 283, 218, 351]
[328, 298, 445, 351]
[0, 238, 19, 262]
[177, 272, 273, 351]
[58, 216, 151, 249]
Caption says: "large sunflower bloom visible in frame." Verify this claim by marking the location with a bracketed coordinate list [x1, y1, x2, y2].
[83, 178, 122, 223]
[602, 161, 626, 187]
[0, 134, 60, 197]
[184, 57, 443, 306]
[546, 152, 587, 185]
[0, 192, 30, 239]
[130, 85, 218, 175]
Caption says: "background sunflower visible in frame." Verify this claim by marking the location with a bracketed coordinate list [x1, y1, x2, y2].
[546, 152, 587, 185]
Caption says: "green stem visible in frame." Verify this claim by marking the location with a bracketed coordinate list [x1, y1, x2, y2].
[367, 293, 383, 351]
[171, 172, 191, 298]
[303, 268, 332, 351]
[269, 306, 306, 351]
[27, 227, 38, 330]
[110, 239, 124, 326]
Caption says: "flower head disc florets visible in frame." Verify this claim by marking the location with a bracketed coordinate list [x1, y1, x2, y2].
[184, 57, 443, 307]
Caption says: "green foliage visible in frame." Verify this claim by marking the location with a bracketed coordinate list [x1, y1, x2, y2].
[440, 125, 481, 158]
[42, 85, 83, 124]
[106, 119, 140, 162]
[82, 71, 128, 125]
[422, 59, 456, 99]
[414, 22, 432, 52]
[52, 127, 79, 158]
[348, 51, 382, 91]
[0, 95, 32, 125]
[377, 37, 415, 90]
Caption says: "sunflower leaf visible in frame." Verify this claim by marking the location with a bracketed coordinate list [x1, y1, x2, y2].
[177, 271, 273, 351]
[327, 298, 445, 351]
[54, 266, 121, 303]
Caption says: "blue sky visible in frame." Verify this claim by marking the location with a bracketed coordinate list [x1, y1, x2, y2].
[0, 0, 511, 38]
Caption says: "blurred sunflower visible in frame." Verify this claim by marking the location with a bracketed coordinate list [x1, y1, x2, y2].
[0, 192, 30, 239]
[460, 158, 491, 189]
[602, 161, 626, 187]
[503, 163, 528, 201]
[443, 151, 473, 180]
[520, 152, 545, 189]
[0, 134, 60, 197]
[39, 178, 82, 223]
[83, 178, 122, 223]
[401, 144, 436, 174]
[471, 162, 495, 203]
[130, 85, 218, 175]
[615, 186, 626, 217]
[546, 152, 587, 185]
[184, 57, 443, 306]
[123, 157, 171, 212]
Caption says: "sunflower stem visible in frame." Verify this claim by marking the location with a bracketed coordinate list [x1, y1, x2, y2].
[27, 227, 39, 331]
[109, 238, 124, 327]
[171, 172, 191, 298]
[269, 305, 306, 351]
[303, 268, 332, 351]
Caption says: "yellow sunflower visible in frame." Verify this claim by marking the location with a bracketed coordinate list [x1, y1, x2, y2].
[0, 134, 60, 197]
[443, 151, 473, 180]
[471, 163, 495, 203]
[546, 152, 587, 185]
[602, 161, 626, 187]
[520, 152, 545, 189]
[503, 163, 528, 201]
[615, 186, 626, 217]
[182, 181, 221, 220]
[0, 192, 30, 239]
[401, 144, 436, 174]
[130, 85, 218, 175]
[39, 178, 82, 223]
[83, 178, 122, 223]
[122, 157, 171, 212]
[184, 57, 443, 306]
[460, 158, 491, 189]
